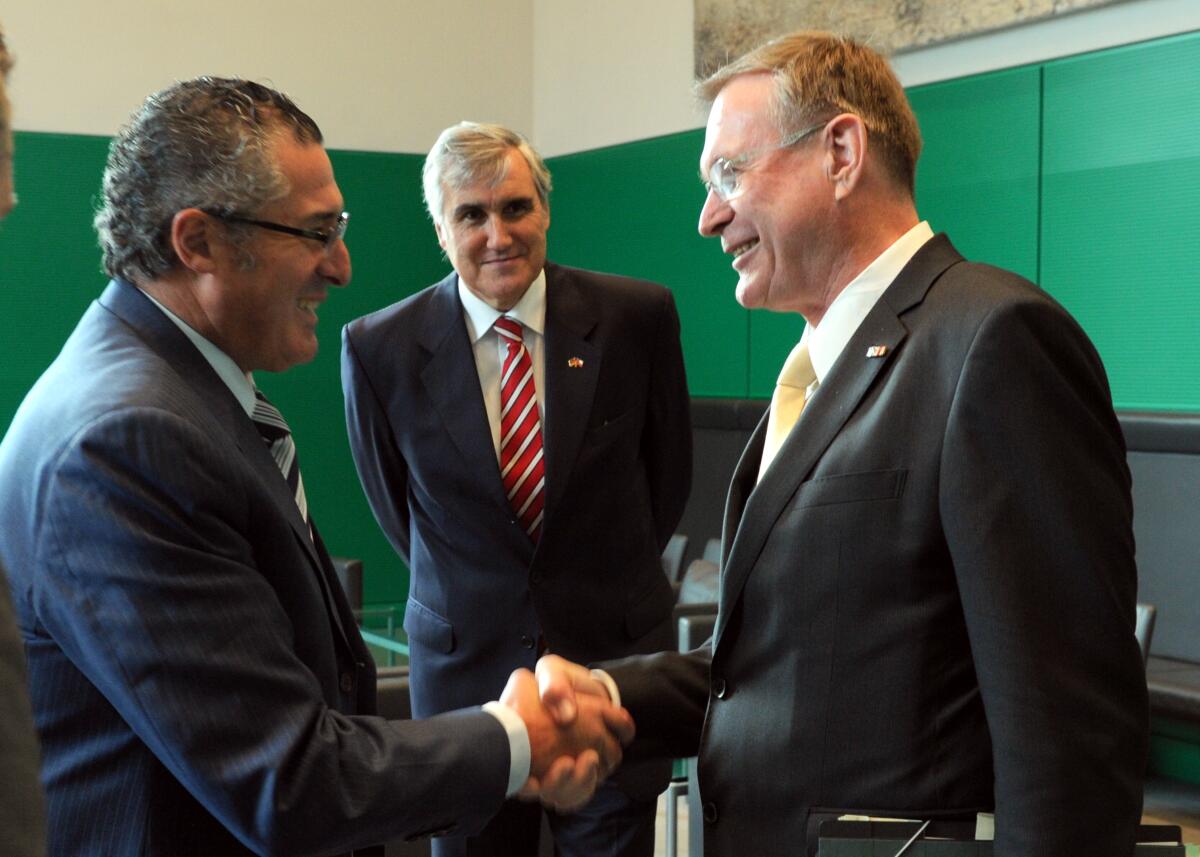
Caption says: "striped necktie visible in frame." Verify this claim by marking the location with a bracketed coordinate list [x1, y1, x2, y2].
[495, 316, 545, 542]
[252, 391, 309, 525]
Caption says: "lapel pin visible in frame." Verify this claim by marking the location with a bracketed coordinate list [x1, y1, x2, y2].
[567, 357, 584, 368]
[865, 345, 888, 358]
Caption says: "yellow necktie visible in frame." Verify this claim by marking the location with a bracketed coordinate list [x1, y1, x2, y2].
[758, 341, 818, 482]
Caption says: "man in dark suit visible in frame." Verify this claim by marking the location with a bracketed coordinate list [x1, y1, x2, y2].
[0, 26, 47, 857]
[540, 31, 1148, 856]
[342, 122, 691, 857]
[0, 78, 630, 857]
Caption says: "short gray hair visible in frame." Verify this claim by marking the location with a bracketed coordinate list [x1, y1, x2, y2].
[697, 31, 922, 197]
[94, 77, 323, 284]
[422, 121, 551, 226]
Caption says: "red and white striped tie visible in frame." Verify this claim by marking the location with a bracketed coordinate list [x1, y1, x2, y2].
[495, 316, 545, 542]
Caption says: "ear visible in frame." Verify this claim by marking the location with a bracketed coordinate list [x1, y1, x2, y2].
[171, 208, 220, 274]
[824, 114, 868, 202]
[433, 219, 448, 251]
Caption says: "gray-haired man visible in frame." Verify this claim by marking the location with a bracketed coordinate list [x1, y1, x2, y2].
[343, 121, 692, 857]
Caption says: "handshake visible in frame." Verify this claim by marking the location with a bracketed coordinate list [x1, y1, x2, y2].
[498, 654, 629, 812]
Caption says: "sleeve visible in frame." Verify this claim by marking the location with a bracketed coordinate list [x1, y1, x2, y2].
[341, 323, 413, 562]
[605, 647, 711, 762]
[34, 407, 510, 854]
[642, 287, 693, 551]
[940, 296, 1148, 856]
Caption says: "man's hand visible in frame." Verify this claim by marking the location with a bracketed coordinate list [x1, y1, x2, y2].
[535, 653, 613, 726]
[500, 667, 634, 811]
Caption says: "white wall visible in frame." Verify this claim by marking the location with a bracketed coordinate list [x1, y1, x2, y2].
[531, 0, 703, 157]
[4, 0, 1200, 156]
[1, 0, 533, 152]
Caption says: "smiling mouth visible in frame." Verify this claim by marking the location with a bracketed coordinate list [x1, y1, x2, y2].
[297, 299, 322, 315]
[729, 238, 759, 258]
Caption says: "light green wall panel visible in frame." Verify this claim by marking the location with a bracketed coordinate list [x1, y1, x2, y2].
[547, 131, 750, 397]
[1042, 31, 1200, 411]
[909, 65, 1042, 283]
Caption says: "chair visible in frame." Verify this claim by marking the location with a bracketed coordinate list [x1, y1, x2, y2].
[1136, 603, 1157, 665]
[664, 611, 717, 857]
[702, 537, 721, 565]
[662, 533, 689, 584]
[331, 556, 364, 610]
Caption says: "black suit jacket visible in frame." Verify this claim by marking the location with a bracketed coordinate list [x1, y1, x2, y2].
[610, 235, 1148, 855]
[341, 263, 691, 798]
[0, 279, 512, 856]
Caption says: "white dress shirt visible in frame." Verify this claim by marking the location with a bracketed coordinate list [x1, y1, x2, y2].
[457, 270, 547, 459]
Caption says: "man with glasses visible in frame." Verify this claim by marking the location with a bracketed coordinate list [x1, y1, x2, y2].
[342, 121, 691, 857]
[0, 78, 631, 857]
[541, 31, 1147, 856]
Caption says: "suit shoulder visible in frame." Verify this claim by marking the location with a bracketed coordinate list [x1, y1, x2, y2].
[344, 275, 454, 344]
[548, 264, 676, 318]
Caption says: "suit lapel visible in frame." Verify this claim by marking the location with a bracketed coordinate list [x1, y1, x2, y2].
[99, 279, 356, 654]
[541, 265, 601, 529]
[417, 276, 513, 515]
[713, 235, 965, 647]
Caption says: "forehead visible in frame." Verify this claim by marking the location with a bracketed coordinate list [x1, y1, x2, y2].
[700, 74, 776, 169]
[265, 137, 343, 216]
[444, 149, 538, 209]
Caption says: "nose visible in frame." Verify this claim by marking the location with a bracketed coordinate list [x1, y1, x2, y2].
[698, 187, 731, 237]
[485, 215, 512, 249]
[319, 237, 352, 287]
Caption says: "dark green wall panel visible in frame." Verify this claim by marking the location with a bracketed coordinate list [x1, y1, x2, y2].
[546, 131, 751, 397]
[1042, 31, 1200, 411]
[0, 133, 110, 427]
[909, 65, 1042, 282]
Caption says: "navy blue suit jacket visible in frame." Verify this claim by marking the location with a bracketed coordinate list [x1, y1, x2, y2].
[341, 263, 691, 799]
[0, 280, 512, 856]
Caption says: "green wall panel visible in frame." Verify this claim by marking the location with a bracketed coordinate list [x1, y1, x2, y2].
[909, 65, 1041, 283]
[748, 311, 805, 398]
[1042, 31, 1200, 411]
[547, 131, 750, 397]
[0, 133, 111, 429]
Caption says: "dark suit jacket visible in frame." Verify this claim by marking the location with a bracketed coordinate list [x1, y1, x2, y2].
[0, 279, 511, 857]
[609, 235, 1148, 856]
[341, 263, 691, 798]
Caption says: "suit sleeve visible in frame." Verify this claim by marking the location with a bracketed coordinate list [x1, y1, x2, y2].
[642, 288, 692, 550]
[341, 323, 413, 562]
[940, 297, 1147, 855]
[34, 407, 509, 854]
[605, 646, 711, 762]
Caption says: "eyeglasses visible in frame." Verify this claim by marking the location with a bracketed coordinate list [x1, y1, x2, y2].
[207, 210, 349, 250]
[702, 120, 829, 202]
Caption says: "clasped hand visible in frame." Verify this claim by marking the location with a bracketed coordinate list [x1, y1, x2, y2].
[499, 656, 631, 812]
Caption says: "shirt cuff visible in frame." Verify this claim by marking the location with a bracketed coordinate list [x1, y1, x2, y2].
[589, 669, 620, 707]
[482, 702, 530, 797]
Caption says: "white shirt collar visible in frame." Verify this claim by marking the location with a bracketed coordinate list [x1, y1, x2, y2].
[805, 221, 934, 382]
[458, 269, 547, 342]
[140, 289, 259, 418]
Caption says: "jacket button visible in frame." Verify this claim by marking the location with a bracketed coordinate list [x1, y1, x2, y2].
[520, 635, 535, 649]
[340, 672, 354, 694]
[702, 802, 718, 823]
[712, 677, 726, 698]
